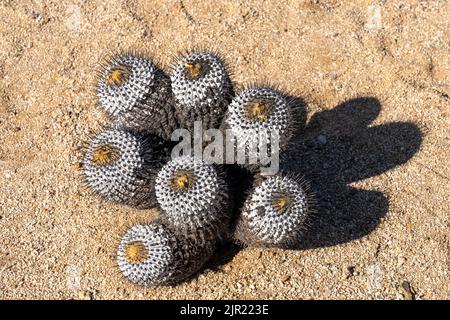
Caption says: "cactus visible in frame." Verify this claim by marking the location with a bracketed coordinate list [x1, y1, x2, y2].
[170, 50, 233, 130]
[234, 173, 313, 248]
[117, 222, 214, 286]
[82, 127, 170, 209]
[155, 155, 232, 241]
[97, 52, 178, 140]
[223, 86, 297, 165]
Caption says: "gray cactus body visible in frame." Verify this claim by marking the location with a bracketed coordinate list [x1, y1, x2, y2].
[117, 222, 214, 286]
[155, 156, 232, 241]
[234, 173, 312, 248]
[224, 86, 295, 172]
[97, 53, 177, 140]
[82, 127, 170, 209]
[170, 51, 233, 130]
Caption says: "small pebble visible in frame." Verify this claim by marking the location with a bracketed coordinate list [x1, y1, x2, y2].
[236, 56, 249, 66]
[78, 290, 93, 300]
[400, 281, 415, 300]
[317, 134, 327, 144]
[223, 264, 233, 272]
[347, 266, 355, 277]
[397, 256, 407, 267]
[4, 171, 13, 179]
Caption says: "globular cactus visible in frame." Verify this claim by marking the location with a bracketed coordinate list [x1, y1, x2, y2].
[117, 222, 214, 286]
[170, 50, 233, 130]
[224, 86, 296, 171]
[155, 155, 232, 241]
[82, 127, 171, 209]
[96, 52, 178, 140]
[234, 173, 313, 248]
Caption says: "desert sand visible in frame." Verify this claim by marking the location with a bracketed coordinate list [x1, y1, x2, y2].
[0, 0, 448, 299]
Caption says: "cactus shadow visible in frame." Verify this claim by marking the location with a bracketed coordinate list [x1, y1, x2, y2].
[203, 241, 243, 273]
[282, 96, 422, 249]
[202, 96, 422, 272]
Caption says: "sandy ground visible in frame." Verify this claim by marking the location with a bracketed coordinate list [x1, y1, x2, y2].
[0, 0, 448, 300]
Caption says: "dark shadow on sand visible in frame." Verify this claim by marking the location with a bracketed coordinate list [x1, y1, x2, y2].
[282, 97, 422, 249]
[205, 96, 422, 269]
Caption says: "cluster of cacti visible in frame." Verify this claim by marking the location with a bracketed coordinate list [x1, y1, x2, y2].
[81, 49, 314, 286]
